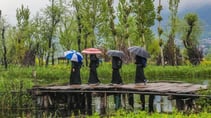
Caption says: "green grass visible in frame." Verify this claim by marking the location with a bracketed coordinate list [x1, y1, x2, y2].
[86, 109, 211, 118]
[1, 63, 211, 89]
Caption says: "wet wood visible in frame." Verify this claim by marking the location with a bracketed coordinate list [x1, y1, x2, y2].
[31, 82, 207, 95]
[29, 82, 207, 115]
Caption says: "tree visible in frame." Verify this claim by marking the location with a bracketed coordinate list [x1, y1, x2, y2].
[156, 0, 164, 66]
[59, 13, 77, 50]
[72, 0, 83, 52]
[131, 0, 155, 49]
[180, 13, 203, 65]
[163, 0, 180, 66]
[15, 5, 36, 66]
[107, 0, 118, 49]
[0, 10, 8, 69]
[30, 14, 48, 66]
[43, 0, 64, 66]
[117, 0, 131, 53]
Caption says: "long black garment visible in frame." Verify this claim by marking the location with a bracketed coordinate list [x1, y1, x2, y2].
[135, 55, 147, 83]
[111, 56, 123, 84]
[69, 61, 82, 84]
[88, 54, 100, 84]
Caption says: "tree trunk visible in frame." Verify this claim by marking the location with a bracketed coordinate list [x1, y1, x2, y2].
[1, 27, 7, 69]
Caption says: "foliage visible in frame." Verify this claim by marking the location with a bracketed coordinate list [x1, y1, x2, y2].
[43, 0, 65, 66]
[1, 63, 211, 87]
[163, 0, 181, 66]
[195, 83, 211, 113]
[0, 64, 211, 113]
[87, 109, 211, 118]
[130, 0, 156, 48]
[179, 13, 203, 65]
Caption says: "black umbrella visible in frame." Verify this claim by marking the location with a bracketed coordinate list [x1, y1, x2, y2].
[106, 50, 125, 58]
[128, 46, 150, 58]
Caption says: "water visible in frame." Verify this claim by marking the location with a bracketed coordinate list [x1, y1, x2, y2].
[0, 80, 210, 117]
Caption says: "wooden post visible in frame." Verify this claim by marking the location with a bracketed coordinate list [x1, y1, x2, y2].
[100, 93, 106, 115]
[86, 92, 92, 115]
[19, 80, 23, 107]
[148, 95, 155, 113]
[176, 99, 185, 111]
[128, 93, 134, 109]
[80, 93, 86, 115]
[140, 94, 145, 110]
[67, 94, 71, 116]
[121, 93, 126, 109]
[43, 95, 48, 108]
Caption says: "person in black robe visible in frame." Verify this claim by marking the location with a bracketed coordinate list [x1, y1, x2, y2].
[69, 61, 85, 115]
[69, 61, 82, 85]
[111, 56, 123, 110]
[135, 55, 147, 83]
[88, 54, 100, 84]
[128, 55, 148, 110]
[130, 55, 154, 112]
[111, 56, 123, 84]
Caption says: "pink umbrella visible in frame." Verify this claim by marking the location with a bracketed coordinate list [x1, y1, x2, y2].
[82, 48, 102, 54]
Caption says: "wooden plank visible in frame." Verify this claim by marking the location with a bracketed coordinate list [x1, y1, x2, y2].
[32, 82, 207, 95]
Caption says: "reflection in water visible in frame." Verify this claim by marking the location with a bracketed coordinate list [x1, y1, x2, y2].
[1, 80, 209, 117]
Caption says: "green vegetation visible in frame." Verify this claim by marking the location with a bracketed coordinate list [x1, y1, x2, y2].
[0, 64, 210, 116]
[0, 0, 210, 117]
[1, 63, 211, 88]
[86, 110, 211, 118]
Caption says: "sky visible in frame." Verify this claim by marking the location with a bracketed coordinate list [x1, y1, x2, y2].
[1, 0, 211, 26]
[0, 0, 49, 25]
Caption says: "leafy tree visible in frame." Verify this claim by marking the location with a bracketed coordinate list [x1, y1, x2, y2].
[117, 0, 131, 54]
[15, 5, 35, 66]
[130, 0, 156, 49]
[43, 0, 64, 66]
[107, 0, 118, 49]
[0, 10, 8, 69]
[59, 13, 77, 51]
[156, 0, 164, 66]
[180, 13, 203, 65]
[72, 0, 83, 52]
[30, 14, 48, 66]
[163, 0, 181, 66]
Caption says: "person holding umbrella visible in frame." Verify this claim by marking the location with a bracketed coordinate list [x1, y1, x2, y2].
[88, 54, 100, 84]
[107, 50, 125, 110]
[64, 50, 83, 85]
[82, 48, 102, 115]
[106, 50, 125, 84]
[70, 61, 83, 84]
[135, 55, 147, 83]
[111, 56, 123, 84]
[82, 48, 102, 84]
[64, 50, 84, 115]
[128, 46, 150, 84]
[128, 46, 154, 112]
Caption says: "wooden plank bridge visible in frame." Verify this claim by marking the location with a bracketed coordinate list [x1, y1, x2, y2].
[29, 81, 207, 116]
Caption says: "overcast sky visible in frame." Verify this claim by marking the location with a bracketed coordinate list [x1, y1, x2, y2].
[1, 0, 211, 26]
[0, 0, 48, 25]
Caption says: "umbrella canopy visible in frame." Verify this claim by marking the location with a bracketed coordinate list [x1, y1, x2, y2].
[81, 48, 102, 54]
[64, 50, 83, 62]
[106, 50, 125, 58]
[128, 46, 150, 58]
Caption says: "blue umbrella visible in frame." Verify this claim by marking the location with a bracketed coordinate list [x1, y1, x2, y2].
[64, 50, 83, 62]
